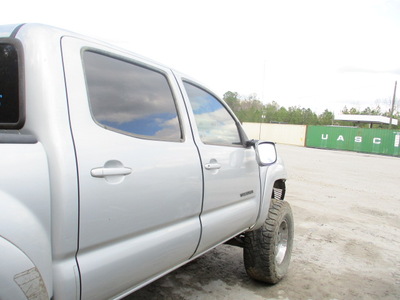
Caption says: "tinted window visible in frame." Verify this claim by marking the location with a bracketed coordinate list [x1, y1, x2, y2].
[83, 51, 181, 141]
[183, 82, 241, 146]
[0, 43, 20, 126]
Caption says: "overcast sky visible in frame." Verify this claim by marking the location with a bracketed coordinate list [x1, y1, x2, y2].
[3, 0, 400, 114]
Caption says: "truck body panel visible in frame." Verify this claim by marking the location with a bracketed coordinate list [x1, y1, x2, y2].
[12, 24, 81, 299]
[0, 23, 289, 299]
[0, 142, 51, 300]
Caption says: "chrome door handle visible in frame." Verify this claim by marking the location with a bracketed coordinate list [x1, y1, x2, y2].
[91, 167, 132, 178]
[204, 163, 221, 170]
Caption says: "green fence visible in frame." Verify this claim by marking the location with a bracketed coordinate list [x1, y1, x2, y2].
[306, 126, 400, 156]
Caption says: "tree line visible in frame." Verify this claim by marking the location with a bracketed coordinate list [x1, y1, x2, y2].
[223, 91, 400, 129]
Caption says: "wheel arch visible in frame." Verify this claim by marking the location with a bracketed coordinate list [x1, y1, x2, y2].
[0, 236, 50, 300]
[251, 155, 288, 230]
[272, 179, 286, 201]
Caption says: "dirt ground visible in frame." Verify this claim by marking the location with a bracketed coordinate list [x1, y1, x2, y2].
[125, 145, 400, 300]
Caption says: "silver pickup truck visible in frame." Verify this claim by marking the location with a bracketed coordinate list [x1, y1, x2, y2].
[0, 23, 293, 300]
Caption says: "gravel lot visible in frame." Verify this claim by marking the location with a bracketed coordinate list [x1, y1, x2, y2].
[125, 145, 400, 300]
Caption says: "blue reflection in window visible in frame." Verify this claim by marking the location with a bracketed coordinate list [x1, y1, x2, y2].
[102, 112, 177, 137]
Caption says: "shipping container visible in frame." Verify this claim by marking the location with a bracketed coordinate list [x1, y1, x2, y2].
[306, 126, 400, 156]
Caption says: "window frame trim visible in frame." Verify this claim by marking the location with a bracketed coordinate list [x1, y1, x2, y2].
[81, 48, 185, 143]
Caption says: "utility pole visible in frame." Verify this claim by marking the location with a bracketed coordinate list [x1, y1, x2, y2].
[258, 113, 266, 140]
[389, 81, 397, 129]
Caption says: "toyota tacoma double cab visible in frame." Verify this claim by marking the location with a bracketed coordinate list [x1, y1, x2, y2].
[0, 23, 293, 300]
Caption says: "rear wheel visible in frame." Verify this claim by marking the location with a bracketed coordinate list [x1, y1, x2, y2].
[243, 200, 294, 284]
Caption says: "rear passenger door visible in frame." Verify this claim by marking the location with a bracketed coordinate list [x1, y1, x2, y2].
[178, 79, 261, 254]
[62, 37, 203, 299]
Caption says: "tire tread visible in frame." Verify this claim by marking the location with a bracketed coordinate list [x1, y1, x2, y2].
[243, 200, 294, 284]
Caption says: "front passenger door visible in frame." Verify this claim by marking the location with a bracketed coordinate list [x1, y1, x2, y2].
[180, 80, 261, 255]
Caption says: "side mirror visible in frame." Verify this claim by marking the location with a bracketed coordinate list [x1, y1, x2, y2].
[254, 141, 277, 166]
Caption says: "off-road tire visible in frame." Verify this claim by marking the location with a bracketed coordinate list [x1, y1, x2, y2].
[243, 200, 294, 284]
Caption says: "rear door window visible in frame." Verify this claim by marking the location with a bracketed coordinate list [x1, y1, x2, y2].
[83, 51, 182, 141]
[0, 40, 24, 128]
